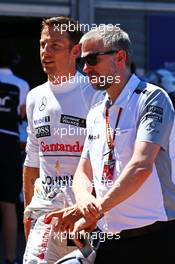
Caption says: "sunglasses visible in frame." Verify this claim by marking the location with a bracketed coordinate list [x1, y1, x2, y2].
[80, 50, 119, 66]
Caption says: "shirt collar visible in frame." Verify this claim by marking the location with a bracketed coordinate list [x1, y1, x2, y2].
[101, 74, 141, 115]
[113, 74, 141, 108]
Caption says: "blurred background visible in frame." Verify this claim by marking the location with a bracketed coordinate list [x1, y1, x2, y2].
[0, 0, 175, 262]
[0, 0, 175, 88]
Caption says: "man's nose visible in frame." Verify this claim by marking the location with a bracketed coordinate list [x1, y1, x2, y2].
[42, 43, 51, 54]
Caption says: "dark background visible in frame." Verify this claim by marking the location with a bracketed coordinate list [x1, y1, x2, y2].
[0, 16, 47, 90]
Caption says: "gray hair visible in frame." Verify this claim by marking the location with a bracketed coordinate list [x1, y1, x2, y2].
[80, 25, 133, 67]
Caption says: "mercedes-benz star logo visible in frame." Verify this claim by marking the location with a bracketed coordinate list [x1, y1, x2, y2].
[39, 97, 47, 111]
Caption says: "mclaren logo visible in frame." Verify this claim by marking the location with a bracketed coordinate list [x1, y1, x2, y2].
[39, 97, 47, 111]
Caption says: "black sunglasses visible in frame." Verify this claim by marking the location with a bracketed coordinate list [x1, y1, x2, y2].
[80, 50, 119, 66]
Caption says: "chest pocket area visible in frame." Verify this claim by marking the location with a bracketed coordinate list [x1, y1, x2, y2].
[115, 127, 136, 160]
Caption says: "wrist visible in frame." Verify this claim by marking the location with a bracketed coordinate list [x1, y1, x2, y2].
[75, 192, 92, 202]
[97, 198, 105, 215]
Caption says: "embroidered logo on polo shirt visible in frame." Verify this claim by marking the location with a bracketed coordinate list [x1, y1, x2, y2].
[88, 134, 100, 140]
[147, 105, 163, 115]
[39, 97, 47, 111]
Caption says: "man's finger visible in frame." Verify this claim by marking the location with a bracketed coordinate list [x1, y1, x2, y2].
[44, 210, 64, 224]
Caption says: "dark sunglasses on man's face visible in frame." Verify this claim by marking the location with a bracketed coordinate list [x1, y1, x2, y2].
[80, 50, 119, 66]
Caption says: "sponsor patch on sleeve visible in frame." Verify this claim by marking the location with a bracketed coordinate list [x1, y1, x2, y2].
[145, 114, 162, 123]
[146, 105, 163, 115]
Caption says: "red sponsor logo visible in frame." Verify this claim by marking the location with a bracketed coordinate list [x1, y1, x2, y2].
[40, 141, 83, 153]
[37, 225, 51, 260]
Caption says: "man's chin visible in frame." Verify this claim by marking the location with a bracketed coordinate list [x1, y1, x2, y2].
[42, 67, 49, 73]
[90, 83, 108, 91]
[42, 64, 54, 73]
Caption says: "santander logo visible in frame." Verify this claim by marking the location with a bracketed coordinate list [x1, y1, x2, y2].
[37, 225, 51, 260]
[40, 141, 83, 153]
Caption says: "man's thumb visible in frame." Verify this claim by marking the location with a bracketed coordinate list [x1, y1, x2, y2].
[44, 213, 53, 224]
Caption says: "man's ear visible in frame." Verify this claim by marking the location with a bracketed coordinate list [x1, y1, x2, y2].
[114, 50, 127, 65]
[71, 44, 81, 58]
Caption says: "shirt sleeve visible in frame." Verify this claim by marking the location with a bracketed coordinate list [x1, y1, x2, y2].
[24, 91, 40, 168]
[136, 88, 174, 150]
[19, 80, 30, 106]
[17, 79, 30, 115]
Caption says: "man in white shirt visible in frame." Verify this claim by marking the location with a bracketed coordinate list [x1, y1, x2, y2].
[45, 25, 175, 263]
[23, 16, 102, 264]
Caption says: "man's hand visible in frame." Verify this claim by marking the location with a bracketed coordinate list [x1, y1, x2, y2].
[70, 215, 97, 248]
[73, 158, 102, 219]
[76, 192, 102, 219]
[44, 205, 82, 233]
[23, 217, 32, 240]
[44, 204, 101, 250]
[73, 217, 97, 234]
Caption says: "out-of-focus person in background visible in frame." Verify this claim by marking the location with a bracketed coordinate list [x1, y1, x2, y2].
[144, 68, 175, 107]
[0, 40, 30, 264]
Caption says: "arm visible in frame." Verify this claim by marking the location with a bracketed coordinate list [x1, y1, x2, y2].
[19, 104, 27, 119]
[71, 141, 160, 235]
[72, 157, 102, 218]
[99, 141, 160, 212]
[72, 108, 102, 218]
[23, 166, 39, 209]
[19, 80, 30, 119]
[73, 157, 93, 201]
[23, 91, 39, 208]
[23, 166, 39, 240]
[46, 118, 160, 234]
[22, 90, 39, 240]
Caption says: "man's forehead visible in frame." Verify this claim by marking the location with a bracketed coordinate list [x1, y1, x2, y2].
[41, 25, 69, 40]
[81, 38, 104, 54]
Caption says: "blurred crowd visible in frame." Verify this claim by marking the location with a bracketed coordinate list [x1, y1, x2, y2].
[144, 67, 175, 107]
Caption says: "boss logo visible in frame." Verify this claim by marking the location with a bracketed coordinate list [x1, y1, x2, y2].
[35, 125, 51, 138]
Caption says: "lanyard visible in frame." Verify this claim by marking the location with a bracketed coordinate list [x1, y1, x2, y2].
[105, 80, 142, 150]
[102, 81, 142, 182]
[102, 100, 122, 182]
[105, 101, 122, 152]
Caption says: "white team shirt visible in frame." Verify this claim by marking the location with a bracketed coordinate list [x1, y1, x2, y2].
[25, 71, 103, 210]
[82, 74, 175, 233]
